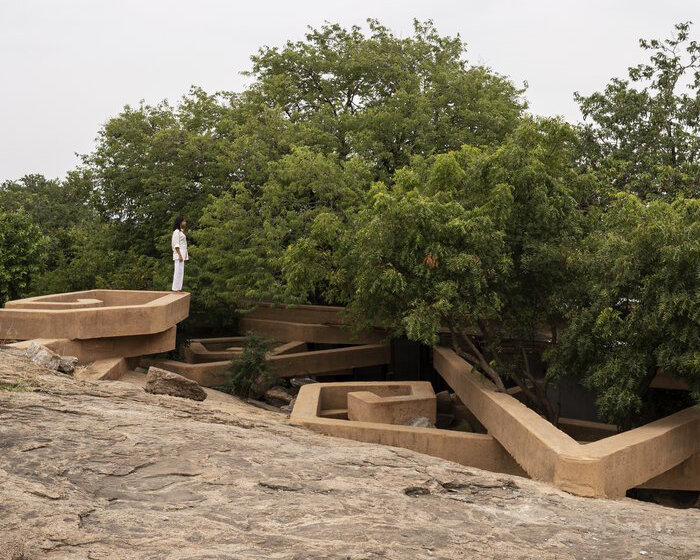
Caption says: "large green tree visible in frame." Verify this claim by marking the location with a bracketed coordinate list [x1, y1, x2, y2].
[248, 19, 525, 178]
[576, 22, 700, 200]
[192, 19, 526, 311]
[280, 118, 589, 422]
[547, 194, 700, 425]
[0, 211, 46, 306]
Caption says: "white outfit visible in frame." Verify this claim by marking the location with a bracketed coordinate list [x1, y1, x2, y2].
[171, 229, 188, 291]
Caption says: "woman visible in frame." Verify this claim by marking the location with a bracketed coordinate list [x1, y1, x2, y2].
[171, 216, 188, 292]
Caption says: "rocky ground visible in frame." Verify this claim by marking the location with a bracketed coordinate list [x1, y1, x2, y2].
[1, 352, 698, 560]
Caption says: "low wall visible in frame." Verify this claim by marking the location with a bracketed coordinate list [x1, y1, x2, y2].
[347, 383, 436, 424]
[291, 382, 526, 477]
[242, 302, 347, 326]
[143, 344, 391, 387]
[432, 346, 700, 497]
[239, 317, 385, 345]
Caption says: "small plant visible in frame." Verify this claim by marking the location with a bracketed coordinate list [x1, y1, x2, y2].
[223, 332, 274, 398]
[0, 381, 32, 392]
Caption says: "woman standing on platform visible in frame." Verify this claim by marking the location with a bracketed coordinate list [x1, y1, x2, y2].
[171, 216, 188, 292]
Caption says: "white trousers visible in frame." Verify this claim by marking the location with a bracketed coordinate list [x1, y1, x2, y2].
[172, 260, 185, 291]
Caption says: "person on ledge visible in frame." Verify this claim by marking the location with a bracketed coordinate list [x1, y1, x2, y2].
[171, 216, 188, 292]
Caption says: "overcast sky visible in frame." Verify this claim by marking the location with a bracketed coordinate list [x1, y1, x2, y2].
[1, 0, 699, 181]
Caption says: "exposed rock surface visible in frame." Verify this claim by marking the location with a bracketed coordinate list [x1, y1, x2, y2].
[264, 385, 295, 407]
[144, 366, 207, 401]
[290, 376, 317, 389]
[58, 356, 78, 374]
[1, 351, 698, 560]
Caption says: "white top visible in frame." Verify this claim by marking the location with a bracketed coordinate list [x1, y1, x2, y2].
[171, 229, 188, 261]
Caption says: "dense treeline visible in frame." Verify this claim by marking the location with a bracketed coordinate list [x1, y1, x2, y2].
[1, 20, 699, 425]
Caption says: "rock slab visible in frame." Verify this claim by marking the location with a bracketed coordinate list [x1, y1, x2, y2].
[144, 366, 207, 401]
[1, 352, 698, 560]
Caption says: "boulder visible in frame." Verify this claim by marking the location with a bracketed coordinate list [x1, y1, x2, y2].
[452, 420, 474, 433]
[144, 367, 207, 401]
[249, 371, 279, 399]
[264, 386, 294, 407]
[280, 397, 297, 415]
[58, 356, 78, 374]
[290, 377, 317, 388]
[24, 343, 62, 371]
[436, 413, 455, 429]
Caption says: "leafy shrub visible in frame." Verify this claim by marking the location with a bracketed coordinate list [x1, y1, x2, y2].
[223, 332, 274, 398]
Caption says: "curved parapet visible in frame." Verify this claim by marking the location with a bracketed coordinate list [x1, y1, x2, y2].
[1, 290, 190, 340]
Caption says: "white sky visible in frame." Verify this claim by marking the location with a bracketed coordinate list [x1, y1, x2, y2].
[1, 0, 699, 181]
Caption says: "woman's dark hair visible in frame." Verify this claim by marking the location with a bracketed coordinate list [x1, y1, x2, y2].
[173, 216, 185, 231]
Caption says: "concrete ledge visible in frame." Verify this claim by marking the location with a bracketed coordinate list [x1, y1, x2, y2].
[183, 339, 307, 363]
[184, 341, 243, 363]
[142, 344, 391, 387]
[269, 341, 308, 356]
[1, 290, 190, 340]
[639, 453, 700, 491]
[558, 418, 618, 442]
[268, 344, 390, 377]
[650, 370, 690, 391]
[242, 302, 347, 325]
[433, 346, 700, 497]
[239, 317, 385, 344]
[75, 357, 129, 381]
[291, 382, 526, 477]
[9, 327, 177, 363]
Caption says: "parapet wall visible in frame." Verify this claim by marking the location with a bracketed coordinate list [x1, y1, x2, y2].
[1, 290, 190, 340]
[291, 382, 526, 477]
[432, 346, 700, 497]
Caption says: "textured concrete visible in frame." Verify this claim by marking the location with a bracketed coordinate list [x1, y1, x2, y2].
[1, 290, 190, 340]
[74, 357, 130, 381]
[347, 383, 437, 425]
[242, 301, 347, 325]
[239, 317, 385, 344]
[144, 344, 391, 387]
[433, 346, 700, 497]
[183, 339, 307, 363]
[8, 326, 177, 363]
[291, 382, 526, 477]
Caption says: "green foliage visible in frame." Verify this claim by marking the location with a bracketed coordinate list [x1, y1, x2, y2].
[576, 22, 700, 200]
[193, 147, 371, 307]
[223, 333, 274, 398]
[0, 381, 33, 392]
[322, 118, 588, 420]
[548, 195, 700, 424]
[247, 19, 525, 178]
[0, 211, 46, 305]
